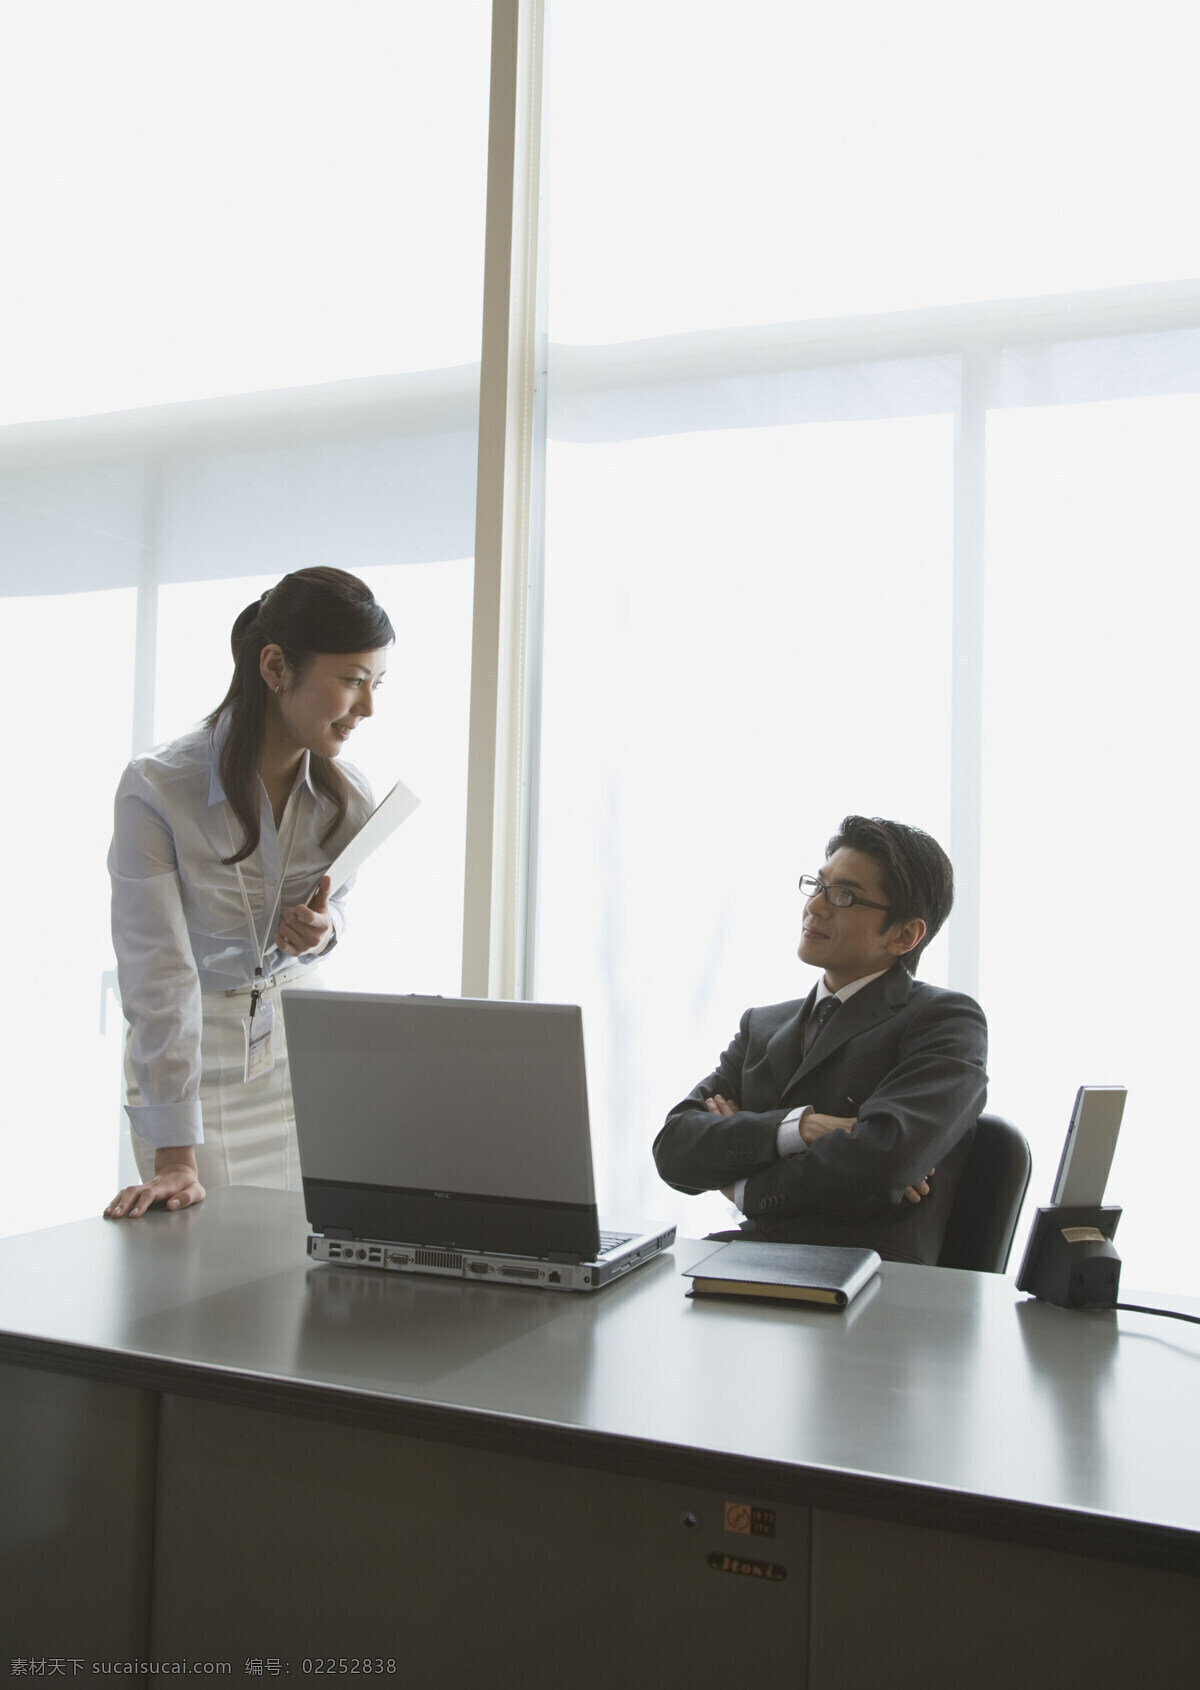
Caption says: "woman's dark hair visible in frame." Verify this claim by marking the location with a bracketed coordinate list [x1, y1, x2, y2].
[824, 814, 955, 975]
[206, 567, 394, 864]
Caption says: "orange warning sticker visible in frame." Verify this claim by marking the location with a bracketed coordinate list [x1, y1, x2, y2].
[724, 1502, 777, 1537]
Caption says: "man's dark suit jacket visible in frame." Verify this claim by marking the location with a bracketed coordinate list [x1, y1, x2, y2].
[653, 965, 988, 1265]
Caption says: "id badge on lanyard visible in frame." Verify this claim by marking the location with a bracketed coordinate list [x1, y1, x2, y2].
[242, 995, 276, 1082]
[234, 821, 297, 1084]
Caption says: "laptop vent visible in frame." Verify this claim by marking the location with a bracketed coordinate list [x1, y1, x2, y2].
[415, 1249, 464, 1271]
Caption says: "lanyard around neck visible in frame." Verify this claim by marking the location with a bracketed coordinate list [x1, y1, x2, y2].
[232, 803, 299, 1018]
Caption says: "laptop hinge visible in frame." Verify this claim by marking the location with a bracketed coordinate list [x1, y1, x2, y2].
[547, 1250, 585, 1265]
[322, 1228, 354, 1241]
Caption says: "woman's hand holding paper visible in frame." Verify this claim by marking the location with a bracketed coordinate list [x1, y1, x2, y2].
[275, 874, 334, 957]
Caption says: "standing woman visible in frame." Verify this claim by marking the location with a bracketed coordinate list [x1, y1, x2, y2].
[105, 567, 394, 1220]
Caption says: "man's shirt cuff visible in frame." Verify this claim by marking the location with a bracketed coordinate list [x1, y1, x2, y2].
[776, 1105, 810, 1157]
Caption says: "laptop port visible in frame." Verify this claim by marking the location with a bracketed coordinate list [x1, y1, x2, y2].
[468, 1262, 490, 1274]
[500, 1265, 541, 1279]
[415, 1249, 463, 1271]
[547, 1271, 561, 1284]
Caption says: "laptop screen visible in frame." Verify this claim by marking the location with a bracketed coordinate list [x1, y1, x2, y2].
[282, 991, 601, 1256]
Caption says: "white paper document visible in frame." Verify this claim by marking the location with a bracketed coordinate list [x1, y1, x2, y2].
[311, 778, 421, 901]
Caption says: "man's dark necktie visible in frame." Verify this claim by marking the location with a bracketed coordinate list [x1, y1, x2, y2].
[808, 994, 842, 1046]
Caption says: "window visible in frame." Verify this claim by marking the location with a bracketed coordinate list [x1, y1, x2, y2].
[0, 0, 491, 1232]
[532, 0, 1200, 1285]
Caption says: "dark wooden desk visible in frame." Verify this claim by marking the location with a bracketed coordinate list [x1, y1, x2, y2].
[2, 1187, 1197, 1686]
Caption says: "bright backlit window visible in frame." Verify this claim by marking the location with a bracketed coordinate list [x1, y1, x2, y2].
[0, 0, 490, 1231]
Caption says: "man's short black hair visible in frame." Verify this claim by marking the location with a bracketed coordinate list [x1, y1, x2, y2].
[825, 815, 954, 975]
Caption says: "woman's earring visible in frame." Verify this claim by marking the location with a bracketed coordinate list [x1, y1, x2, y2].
[275, 685, 281, 695]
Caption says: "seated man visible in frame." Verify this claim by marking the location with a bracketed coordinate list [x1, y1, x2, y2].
[653, 815, 987, 1266]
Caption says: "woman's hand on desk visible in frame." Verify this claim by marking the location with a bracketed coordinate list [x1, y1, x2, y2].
[275, 875, 334, 957]
[104, 1150, 206, 1220]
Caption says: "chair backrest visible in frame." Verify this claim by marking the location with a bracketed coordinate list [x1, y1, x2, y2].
[937, 1113, 1032, 1274]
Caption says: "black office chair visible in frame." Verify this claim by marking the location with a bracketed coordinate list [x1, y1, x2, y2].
[937, 1113, 1032, 1274]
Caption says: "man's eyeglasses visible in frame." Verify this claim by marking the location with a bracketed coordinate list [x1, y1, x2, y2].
[798, 874, 890, 913]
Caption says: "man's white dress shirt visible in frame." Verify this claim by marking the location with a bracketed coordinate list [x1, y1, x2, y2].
[108, 721, 372, 1150]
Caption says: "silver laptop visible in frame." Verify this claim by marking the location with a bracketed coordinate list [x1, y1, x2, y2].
[281, 989, 675, 1292]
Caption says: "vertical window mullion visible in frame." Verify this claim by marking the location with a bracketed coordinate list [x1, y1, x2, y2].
[949, 347, 989, 999]
[131, 457, 163, 757]
[462, 0, 546, 1000]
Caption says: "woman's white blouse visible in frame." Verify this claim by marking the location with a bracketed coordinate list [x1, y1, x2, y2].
[108, 722, 373, 1150]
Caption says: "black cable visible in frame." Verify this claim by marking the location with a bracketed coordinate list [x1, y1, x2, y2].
[1115, 1301, 1200, 1327]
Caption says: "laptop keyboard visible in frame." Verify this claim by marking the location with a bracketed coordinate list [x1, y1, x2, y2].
[599, 1231, 635, 1255]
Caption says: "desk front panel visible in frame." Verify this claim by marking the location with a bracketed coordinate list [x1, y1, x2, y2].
[152, 1392, 811, 1682]
[0, 1362, 156, 1661]
[809, 1509, 1200, 1690]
